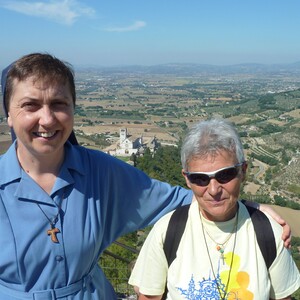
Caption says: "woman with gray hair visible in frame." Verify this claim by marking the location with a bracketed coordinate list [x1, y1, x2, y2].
[129, 118, 300, 300]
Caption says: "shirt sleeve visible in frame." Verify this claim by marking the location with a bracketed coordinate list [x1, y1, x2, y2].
[86, 148, 193, 247]
[129, 215, 170, 296]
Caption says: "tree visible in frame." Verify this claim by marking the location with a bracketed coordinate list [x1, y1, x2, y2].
[135, 145, 186, 187]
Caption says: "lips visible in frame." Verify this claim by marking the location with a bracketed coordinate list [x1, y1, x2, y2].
[210, 198, 226, 205]
[34, 131, 57, 138]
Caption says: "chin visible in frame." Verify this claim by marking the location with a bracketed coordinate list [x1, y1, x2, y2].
[33, 143, 65, 155]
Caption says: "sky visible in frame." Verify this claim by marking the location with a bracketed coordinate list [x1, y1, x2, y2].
[0, 0, 300, 68]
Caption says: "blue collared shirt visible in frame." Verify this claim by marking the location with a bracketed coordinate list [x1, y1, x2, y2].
[0, 141, 192, 299]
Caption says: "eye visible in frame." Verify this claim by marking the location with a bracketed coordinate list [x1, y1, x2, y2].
[21, 102, 40, 111]
[51, 100, 70, 110]
[54, 101, 66, 107]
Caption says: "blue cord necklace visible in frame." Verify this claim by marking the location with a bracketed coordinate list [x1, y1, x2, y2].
[36, 192, 64, 243]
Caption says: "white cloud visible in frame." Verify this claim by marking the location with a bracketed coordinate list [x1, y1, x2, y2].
[0, 0, 95, 25]
[105, 20, 146, 32]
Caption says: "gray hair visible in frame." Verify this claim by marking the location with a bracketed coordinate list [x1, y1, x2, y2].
[181, 118, 245, 170]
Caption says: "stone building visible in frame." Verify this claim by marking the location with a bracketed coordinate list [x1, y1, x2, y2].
[116, 128, 158, 156]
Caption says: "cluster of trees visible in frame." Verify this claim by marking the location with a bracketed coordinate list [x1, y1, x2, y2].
[258, 94, 276, 109]
[133, 145, 185, 187]
[250, 152, 278, 166]
[274, 195, 300, 210]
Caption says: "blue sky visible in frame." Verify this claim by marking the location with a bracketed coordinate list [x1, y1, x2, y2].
[0, 0, 300, 68]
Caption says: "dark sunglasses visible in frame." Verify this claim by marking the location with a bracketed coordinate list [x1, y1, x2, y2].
[183, 162, 245, 186]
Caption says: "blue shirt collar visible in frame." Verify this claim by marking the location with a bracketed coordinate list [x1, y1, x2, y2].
[0, 141, 85, 188]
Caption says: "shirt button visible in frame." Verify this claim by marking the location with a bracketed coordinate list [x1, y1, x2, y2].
[55, 255, 64, 262]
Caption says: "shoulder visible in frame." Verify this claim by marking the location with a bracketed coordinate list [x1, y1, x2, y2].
[0, 141, 15, 161]
[0, 142, 22, 186]
[146, 209, 181, 245]
[65, 143, 133, 171]
[239, 201, 283, 245]
[151, 203, 193, 241]
[152, 210, 176, 232]
[67, 143, 115, 161]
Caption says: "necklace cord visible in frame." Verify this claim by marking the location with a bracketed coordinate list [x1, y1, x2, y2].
[200, 212, 238, 299]
[36, 203, 61, 227]
[35, 191, 65, 243]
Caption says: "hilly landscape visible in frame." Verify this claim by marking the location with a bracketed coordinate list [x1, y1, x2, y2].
[1, 63, 299, 297]
[0, 62, 299, 233]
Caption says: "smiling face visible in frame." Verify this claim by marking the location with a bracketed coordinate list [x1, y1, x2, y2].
[183, 150, 247, 222]
[7, 76, 74, 162]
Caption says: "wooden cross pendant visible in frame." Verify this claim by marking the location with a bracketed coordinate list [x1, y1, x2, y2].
[47, 227, 60, 243]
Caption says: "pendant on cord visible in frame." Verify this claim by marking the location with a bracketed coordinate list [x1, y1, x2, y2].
[216, 245, 225, 263]
[47, 226, 60, 243]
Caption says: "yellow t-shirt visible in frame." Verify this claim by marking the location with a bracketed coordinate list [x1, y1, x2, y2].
[129, 201, 300, 299]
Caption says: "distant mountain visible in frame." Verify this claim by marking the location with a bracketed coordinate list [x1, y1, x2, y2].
[75, 62, 300, 76]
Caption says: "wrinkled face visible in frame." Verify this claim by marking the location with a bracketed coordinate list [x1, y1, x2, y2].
[182, 150, 246, 221]
[7, 76, 74, 160]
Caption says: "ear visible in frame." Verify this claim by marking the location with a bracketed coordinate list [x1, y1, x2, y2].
[7, 113, 13, 128]
[182, 169, 192, 189]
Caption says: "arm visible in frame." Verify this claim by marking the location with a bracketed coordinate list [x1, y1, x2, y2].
[270, 296, 292, 300]
[243, 200, 291, 248]
[128, 218, 169, 299]
[139, 294, 162, 300]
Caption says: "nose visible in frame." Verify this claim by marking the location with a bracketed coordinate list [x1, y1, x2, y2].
[207, 178, 222, 196]
[39, 105, 56, 127]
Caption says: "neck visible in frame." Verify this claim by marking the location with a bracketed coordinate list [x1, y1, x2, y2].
[18, 152, 63, 176]
[16, 145, 64, 194]
[200, 203, 238, 222]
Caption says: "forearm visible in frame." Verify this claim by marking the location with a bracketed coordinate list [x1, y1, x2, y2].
[270, 296, 291, 300]
[139, 294, 162, 300]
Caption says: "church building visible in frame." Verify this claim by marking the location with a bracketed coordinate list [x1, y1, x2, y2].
[116, 128, 158, 156]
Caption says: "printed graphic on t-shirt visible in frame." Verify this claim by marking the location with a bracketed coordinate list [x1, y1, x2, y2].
[176, 252, 254, 300]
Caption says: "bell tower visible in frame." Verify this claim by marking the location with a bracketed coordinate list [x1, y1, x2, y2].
[120, 128, 127, 142]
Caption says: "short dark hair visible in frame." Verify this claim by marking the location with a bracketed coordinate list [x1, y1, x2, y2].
[4, 52, 76, 111]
